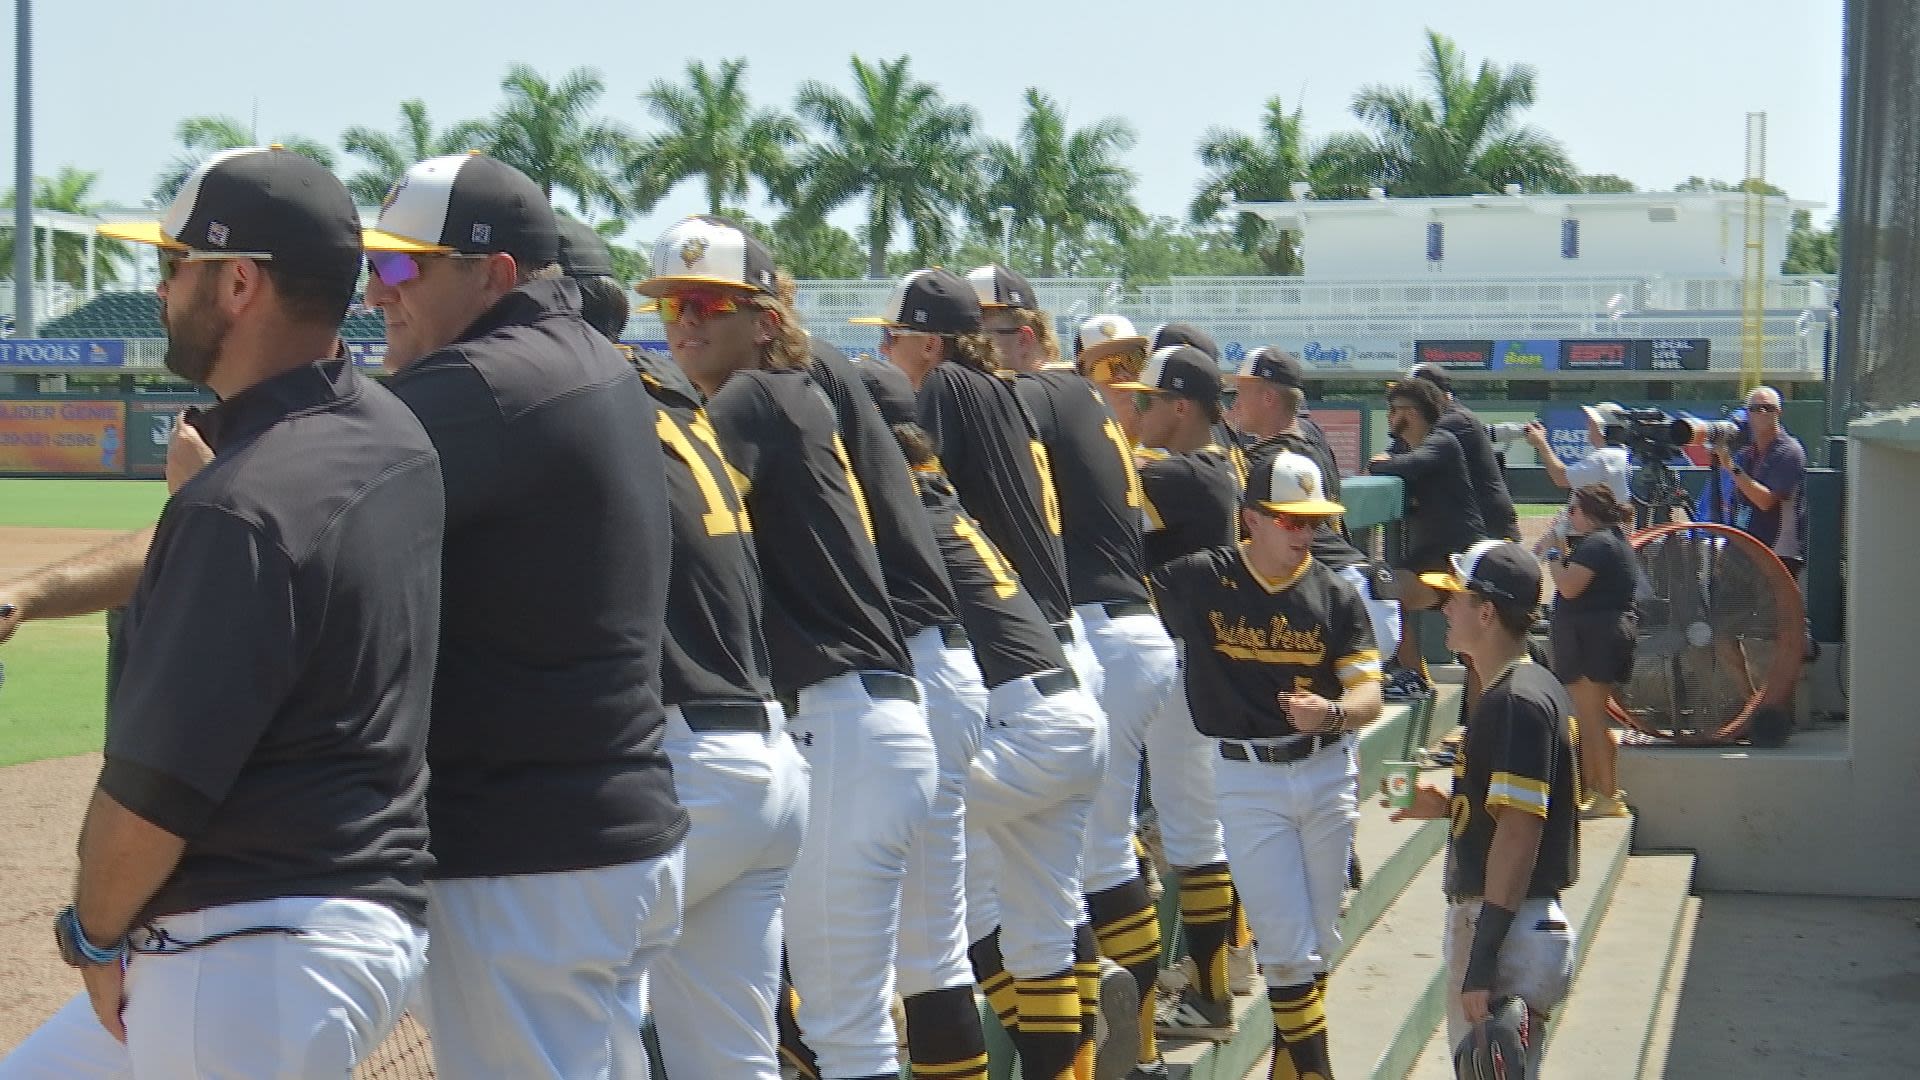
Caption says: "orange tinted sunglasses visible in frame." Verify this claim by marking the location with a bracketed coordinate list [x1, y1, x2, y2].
[659, 290, 744, 324]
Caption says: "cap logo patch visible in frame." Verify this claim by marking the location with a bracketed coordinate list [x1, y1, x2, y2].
[471, 223, 493, 245]
[380, 177, 408, 212]
[206, 222, 230, 248]
[913, 309, 929, 324]
[1010, 290, 1025, 305]
[1100, 322, 1119, 340]
[1296, 472, 1315, 498]
[757, 269, 772, 286]
[680, 236, 709, 268]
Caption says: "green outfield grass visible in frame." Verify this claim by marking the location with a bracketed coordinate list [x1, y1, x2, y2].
[0, 479, 166, 765]
[1517, 502, 1561, 518]
[0, 479, 169, 531]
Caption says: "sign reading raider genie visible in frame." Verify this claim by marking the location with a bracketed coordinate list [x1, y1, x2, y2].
[0, 399, 127, 474]
[0, 339, 125, 368]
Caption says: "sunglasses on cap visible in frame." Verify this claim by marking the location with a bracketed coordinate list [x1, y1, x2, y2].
[159, 249, 274, 283]
[657, 289, 752, 325]
[365, 251, 489, 288]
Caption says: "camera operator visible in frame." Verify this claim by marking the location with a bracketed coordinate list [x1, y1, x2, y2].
[1370, 377, 1487, 699]
[1712, 386, 1808, 579]
[1405, 364, 1520, 542]
[1523, 403, 1632, 558]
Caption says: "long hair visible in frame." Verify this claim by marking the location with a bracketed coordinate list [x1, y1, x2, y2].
[946, 331, 1001, 375]
[1007, 307, 1062, 365]
[1572, 483, 1630, 529]
[751, 270, 810, 372]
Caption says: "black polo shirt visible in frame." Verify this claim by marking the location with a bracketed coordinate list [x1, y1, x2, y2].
[1372, 427, 1487, 570]
[103, 361, 442, 924]
[706, 367, 912, 693]
[387, 279, 686, 880]
[811, 348, 960, 640]
[1016, 367, 1151, 607]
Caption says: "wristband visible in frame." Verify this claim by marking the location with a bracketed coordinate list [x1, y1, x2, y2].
[1461, 902, 1516, 992]
[1326, 703, 1346, 736]
[55, 905, 126, 967]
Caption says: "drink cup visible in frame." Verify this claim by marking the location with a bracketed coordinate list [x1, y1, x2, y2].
[1384, 760, 1420, 809]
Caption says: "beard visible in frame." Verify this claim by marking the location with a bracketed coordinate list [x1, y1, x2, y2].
[161, 275, 230, 386]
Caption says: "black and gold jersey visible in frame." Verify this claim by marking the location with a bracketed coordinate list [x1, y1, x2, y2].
[1244, 424, 1365, 572]
[919, 362, 1074, 625]
[642, 375, 775, 707]
[1443, 660, 1580, 900]
[1016, 367, 1150, 607]
[912, 467, 1069, 688]
[1138, 444, 1241, 571]
[810, 348, 960, 639]
[705, 368, 910, 694]
[1149, 547, 1382, 740]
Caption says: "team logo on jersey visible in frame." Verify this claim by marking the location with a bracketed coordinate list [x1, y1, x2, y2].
[1207, 611, 1326, 665]
[679, 236, 709, 268]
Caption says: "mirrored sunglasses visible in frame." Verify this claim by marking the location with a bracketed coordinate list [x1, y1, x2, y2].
[659, 290, 745, 324]
[365, 251, 489, 288]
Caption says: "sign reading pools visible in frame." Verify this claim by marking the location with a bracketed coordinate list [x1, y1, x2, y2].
[0, 339, 126, 368]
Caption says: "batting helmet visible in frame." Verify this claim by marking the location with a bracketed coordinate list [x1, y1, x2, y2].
[1453, 996, 1531, 1080]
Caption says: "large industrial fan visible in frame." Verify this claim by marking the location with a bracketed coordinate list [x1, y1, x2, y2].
[1609, 522, 1805, 746]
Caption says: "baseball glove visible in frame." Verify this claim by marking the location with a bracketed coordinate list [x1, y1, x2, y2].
[1453, 995, 1530, 1080]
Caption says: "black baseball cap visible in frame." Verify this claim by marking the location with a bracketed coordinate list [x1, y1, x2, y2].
[1236, 346, 1306, 389]
[851, 268, 983, 334]
[1149, 321, 1220, 362]
[1111, 345, 1221, 407]
[966, 264, 1039, 311]
[363, 152, 559, 267]
[635, 215, 779, 298]
[852, 354, 921, 428]
[1405, 362, 1454, 394]
[1420, 540, 1541, 607]
[98, 146, 360, 279]
[555, 217, 615, 279]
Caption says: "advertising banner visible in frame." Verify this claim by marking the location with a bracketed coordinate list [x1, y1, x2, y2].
[1414, 340, 1494, 370]
[1560, 339, 1635, 371]
[1637, 338, 1710, 372]
[0, 400, 127, 474]
[127, 399, 211, 478]
[1493, 339, 1560, 372]
[0, 339, 125, 368]
[1306, 405, 1366, 477]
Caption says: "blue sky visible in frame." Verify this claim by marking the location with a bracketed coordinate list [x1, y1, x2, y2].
[4, 0, 1843, 241]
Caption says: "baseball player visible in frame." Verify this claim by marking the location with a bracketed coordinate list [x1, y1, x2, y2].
[1112, 347, 1250, 1047]
[861, 358, 1108, 1080]
[1391, 540, 1580, 1079]
[803, 331, 991, 1080]
[562, 228, 809, 1080]
[641, 215, 937, 1080]
[1149, 450, 1386, 1080]
[1072, 315, 1153, 443]
[862, 269, 1110, 1066]
[974, 268, 1178, 1064]
[1, 149, 440, 1078]
[361, 153, 688, 1080]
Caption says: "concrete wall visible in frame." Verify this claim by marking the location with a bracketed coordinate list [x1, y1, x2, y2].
[1620, 413, 1920, 898]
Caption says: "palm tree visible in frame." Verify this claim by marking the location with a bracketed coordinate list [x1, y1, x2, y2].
[628, 58, 800, 216]
[981, 89, 1141, 278]
[486, 65, 632, 214]
[152, 115, 336, 203]
[793, 55, 980, 278]
[341, 100, 490, 205]
[1188, 96, 1349, 276]
[0, 167, 132, 286]
[1316, 29, 1577, 197]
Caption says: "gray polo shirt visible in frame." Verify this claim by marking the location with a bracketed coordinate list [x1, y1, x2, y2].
[102, 361, 444, 924]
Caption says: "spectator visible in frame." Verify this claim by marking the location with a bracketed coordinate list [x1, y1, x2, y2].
[1546, 485, 1639, 819]
[1525, 402, 1633, 556]
[1406, 363, 1520, 541]
[1713, 386, 1809, 578]
[1369, 377, 1487, 699]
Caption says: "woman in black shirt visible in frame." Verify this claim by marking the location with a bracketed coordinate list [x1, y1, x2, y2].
[1547, 484, 1637, 818]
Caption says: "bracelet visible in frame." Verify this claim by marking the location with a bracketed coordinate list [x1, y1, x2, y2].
[56, 905, 126, 967]
[1461, 902, 1517, 992]
[1324, 702, 1346, 736]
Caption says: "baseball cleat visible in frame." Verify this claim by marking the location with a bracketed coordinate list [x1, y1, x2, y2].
[1153, 986, 1238, 1042]
[1094, 958, 1141, 1080]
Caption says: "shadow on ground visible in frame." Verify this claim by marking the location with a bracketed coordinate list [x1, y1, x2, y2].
[1660, 892, 1920, 1078]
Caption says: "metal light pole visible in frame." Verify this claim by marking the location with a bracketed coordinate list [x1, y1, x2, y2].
[13, 0, 32, 338]
[997, 205, 1016, 267]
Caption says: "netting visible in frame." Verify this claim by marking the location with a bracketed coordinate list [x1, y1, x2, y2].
[1613, 523, 1793, 744]
[354, 1013, 435, 1080]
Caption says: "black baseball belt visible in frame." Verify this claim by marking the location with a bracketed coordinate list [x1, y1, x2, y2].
[1218, 733, 1345, 765]
[680, 702, 775, 735]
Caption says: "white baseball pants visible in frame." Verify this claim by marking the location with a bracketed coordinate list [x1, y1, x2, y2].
[418, 849, 685, 1080]
[1335, 564, 1403, 658]
[897, 627, 989, 1000]
[0, 896, 424, 1079]
[1145, 664, 1230, 869]
[1214, 736, 1359, 987]
[1442, 895, 1575, 1068]
[650, 702, 809, 1080]
[786, 670, 938, 1079]
[963, 672, 1107, 978]
[1076, 604, 1180, 894]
